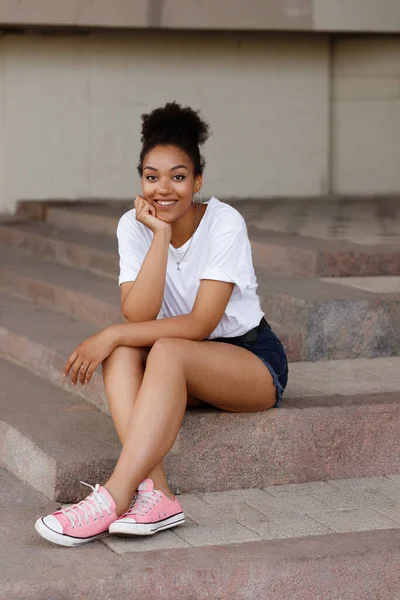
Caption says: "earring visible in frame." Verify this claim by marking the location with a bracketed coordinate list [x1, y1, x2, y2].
[192, 191, 203, 205]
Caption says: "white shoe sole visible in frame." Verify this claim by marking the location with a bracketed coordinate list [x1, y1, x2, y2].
[34, 517, 110, 547]
[109, 512, 185, 536]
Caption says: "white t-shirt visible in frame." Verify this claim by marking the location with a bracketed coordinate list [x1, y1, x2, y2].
[117, 196, 264, 339]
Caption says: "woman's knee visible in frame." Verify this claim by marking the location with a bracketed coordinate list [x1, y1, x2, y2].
[102, 345, 149, 373]
[148, 338, 186, 361]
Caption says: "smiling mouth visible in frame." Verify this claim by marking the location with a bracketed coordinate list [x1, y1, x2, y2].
[154, 200, 178, 206]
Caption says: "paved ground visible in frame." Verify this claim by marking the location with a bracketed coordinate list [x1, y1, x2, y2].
[2, 467, 399, 556]
[102, 474, 400, 555]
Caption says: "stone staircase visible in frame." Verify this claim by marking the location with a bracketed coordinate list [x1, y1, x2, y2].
[0, 198, 399, 599]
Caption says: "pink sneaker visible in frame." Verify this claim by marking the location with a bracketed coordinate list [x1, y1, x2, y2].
[109, 478, 185, 536]
[34, 482, 117, 547]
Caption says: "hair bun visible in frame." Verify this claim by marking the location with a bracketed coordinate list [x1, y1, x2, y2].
[140, 102, 210, 147]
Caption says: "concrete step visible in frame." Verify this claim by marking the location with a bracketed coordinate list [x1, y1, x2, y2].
[0, 219, 118, 278]
[0, 358, 121, 502]
[0, 244, 302, 361]
[16, 199, 127, 235]
[1, 239, 397, 362]
[256, 267, 400, 360]
[3, 211, 399, 361]
[0, 244, 121, 328]
[0, 291, 399, 493]
[249, 225, 400, 277]
[17, 200, 400, 277]
[2, 468, 400, 599]
[0, 290, 108, 412]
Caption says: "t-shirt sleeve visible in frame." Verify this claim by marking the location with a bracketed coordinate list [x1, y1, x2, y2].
[117, 212, 148, 286]
[200, 213, 253, 295]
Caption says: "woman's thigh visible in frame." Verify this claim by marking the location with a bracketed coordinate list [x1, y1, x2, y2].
[148, 338, 277, 412]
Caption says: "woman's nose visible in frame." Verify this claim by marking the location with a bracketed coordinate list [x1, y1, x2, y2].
[157, 178, 172, 195]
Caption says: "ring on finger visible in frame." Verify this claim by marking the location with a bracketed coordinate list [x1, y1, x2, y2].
[80, 365, 88, 371]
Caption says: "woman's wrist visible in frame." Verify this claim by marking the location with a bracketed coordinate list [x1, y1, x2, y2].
[153, 228, 172, 245]
[106, 324, 126, 348]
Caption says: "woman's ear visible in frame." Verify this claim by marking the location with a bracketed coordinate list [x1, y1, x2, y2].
[194, 175, 203, 194]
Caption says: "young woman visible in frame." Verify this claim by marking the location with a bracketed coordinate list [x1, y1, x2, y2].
[35, 102, 288, 547]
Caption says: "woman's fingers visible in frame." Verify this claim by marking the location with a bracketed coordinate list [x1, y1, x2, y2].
[63, 350, 78, 378]
[135, 195, 156, 222]
[84, 366, 95, 385]
[64, 351, 89, 386]
[78, 362, 91, 386]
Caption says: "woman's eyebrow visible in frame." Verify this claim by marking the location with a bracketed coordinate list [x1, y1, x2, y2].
[143, 165, 188, 171]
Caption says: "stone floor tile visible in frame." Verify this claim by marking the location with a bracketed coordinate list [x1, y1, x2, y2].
[245, 492, 329, 518]
[174, 521, 260, 547]
[316, 380, 395, 396]
[285, 363, 327, 379]
[264, 481, 334, 497]
[242, 514, 332, 540]
[372, 504, 400, 525]
[387, 475, 400, 483]
[361, 362, 400, 382]
[176, 493, 210, 514]
[197, 488, 269, 506]
[373, 486, 400, 504]
[326, 476, 393, 492]
[284, 381, 327, 397]
[326, 477, 400, 503]
[102, 529, 190, 554]
[321, 276, 400, 294]
[182, 500, 266, 526]
[311, 508, 400, 534]
[307, 485, 399, 511]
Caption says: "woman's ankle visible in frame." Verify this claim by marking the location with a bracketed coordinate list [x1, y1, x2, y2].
[103, 481, 133, 517]
[156, 485, 175, 501]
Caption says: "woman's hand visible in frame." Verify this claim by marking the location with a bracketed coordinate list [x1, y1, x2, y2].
[134, 195, 171, 239]
[63, 327, 119, 386]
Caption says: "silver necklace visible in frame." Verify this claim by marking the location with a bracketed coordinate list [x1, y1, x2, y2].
[170, 204, 201, 271]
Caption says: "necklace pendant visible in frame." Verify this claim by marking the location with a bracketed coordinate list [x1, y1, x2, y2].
[177, 263, 181, 271]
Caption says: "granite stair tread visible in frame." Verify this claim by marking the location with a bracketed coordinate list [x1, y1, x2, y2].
[16, 200, 400, 277]
[1, 468, 399, 599]
[0, 358, 121, 501]
[0, 219, 119, 277]
[0, 291, 399, 493]
[0, 244, 302, 359]
[0, 244, 121, 326]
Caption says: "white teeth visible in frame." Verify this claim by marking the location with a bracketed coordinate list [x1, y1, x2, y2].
[157, 201, 176, 206]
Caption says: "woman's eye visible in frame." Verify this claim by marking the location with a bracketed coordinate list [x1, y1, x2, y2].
[173, 175, 185, 181]
[146, 175, 157, 181]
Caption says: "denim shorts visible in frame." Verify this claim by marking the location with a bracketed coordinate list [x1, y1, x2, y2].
[212, 321, 289, 408]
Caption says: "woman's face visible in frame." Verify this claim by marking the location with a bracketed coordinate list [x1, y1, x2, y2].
[141, 144, 202, 222]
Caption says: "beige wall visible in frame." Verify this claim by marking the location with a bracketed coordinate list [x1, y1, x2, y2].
[332, 38, 400, 195]
[315, 0, 400, 33]
[0, 0, 399, 32]
[0, 32, 329, 213]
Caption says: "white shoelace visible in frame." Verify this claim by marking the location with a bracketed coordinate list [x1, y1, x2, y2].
[125, 490, 162, 516]
[60, 482, 112, 528]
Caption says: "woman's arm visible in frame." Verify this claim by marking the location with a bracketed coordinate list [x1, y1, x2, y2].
[120, 229, 170, 323]
[119, 196, 171, 323]
[116, 279, 234, 347]
[115, 280, 234, 347]
[63, 280, 234, 385]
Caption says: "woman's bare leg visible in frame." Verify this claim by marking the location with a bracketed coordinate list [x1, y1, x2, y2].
[104, 337, 276, 516]
[102, 345, 174, 499]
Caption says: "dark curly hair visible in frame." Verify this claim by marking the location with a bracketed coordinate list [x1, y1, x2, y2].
[137, 102, 210, 177]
